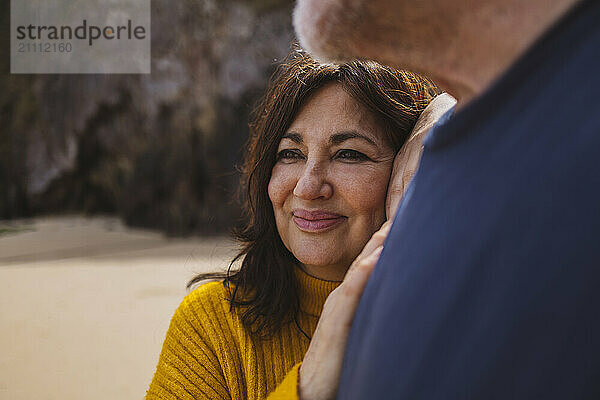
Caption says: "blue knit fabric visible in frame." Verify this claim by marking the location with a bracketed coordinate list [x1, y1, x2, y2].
[339, 2, 600, 399]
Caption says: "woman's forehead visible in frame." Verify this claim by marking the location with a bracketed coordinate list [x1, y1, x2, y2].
[285, 83, 386, 144]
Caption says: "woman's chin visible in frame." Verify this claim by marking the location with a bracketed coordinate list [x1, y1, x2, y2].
[299, 259, 338, 269]
[294, 249, 340, 268]
[295, 253, 352, 280]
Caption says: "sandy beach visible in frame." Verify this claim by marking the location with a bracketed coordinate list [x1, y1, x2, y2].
[0, 216, 237, 400]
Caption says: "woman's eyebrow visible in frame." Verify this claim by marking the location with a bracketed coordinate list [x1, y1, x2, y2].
[281, 132, 303, 144]
[330, 131, 377, 146]
[281, 131, 377, 146]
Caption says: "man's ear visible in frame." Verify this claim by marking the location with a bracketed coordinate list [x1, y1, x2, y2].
[293, 0, 363, 62]
[385, 93, 457, 220]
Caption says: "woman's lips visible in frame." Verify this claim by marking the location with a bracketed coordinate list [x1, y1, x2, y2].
[292, 209, 346, 232]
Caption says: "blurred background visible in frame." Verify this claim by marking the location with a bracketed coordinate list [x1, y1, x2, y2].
[0, 0, 296, 398]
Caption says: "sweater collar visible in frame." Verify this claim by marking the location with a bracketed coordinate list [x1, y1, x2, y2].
[295, 266, 342, 316]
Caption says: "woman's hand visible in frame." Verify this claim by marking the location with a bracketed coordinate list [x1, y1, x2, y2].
[297, 93, 456, 400]
[385, 129, 427, 220]
[298, 221, 391, 400]
[296, 135, 422, 399]
[386, 92, 457, 220]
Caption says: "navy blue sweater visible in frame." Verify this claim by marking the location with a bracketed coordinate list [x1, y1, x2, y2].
[339, 2, 600, 399]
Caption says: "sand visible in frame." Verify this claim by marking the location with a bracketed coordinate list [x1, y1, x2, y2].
[0, 216, 237, 400]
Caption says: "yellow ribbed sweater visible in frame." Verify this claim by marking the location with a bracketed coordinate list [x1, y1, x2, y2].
[146, 266, 341, 399]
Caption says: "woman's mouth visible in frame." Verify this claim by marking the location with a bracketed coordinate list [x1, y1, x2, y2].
[292, 209, 346, 232]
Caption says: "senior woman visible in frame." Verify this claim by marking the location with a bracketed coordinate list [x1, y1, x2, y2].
[146, 48, 442, 400]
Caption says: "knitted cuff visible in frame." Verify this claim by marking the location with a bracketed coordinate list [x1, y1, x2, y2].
[266, 362, 302, 400]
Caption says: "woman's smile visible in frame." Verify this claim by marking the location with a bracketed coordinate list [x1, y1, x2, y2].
[268, 83, 395, 281]
[292, 209, 347, 232]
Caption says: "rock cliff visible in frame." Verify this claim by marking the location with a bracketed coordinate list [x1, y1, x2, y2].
[0, 0, 295, 235]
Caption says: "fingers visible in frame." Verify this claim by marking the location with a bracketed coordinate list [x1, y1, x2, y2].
[386, 167, 417, 219]
[343, 221, 390, 284]
[385, 131, 426, 219]
[350, 221, 390, 267]
[361, 220, 390, 256]
[298, 224, 389, 400]
[318, 243, 384, 344]
[339, 245, 383, 300]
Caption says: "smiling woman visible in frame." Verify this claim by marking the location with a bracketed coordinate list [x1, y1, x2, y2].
[146, 47, 441, 400]
[269, 83, 396, 281]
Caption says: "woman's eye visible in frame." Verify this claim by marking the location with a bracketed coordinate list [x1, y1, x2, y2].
[276, 149, 304, 162]
[334, 149, 370, 162]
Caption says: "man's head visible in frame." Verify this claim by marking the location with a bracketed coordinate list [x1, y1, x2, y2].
[294, 0, 577, 103]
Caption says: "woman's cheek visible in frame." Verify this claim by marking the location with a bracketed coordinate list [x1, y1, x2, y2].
[268, 164, 294, 207]
[335, 163, 392, 225]
[336, 163, 392, 197]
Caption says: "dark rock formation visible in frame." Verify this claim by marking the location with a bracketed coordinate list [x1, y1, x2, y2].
[0, 0, 295, 235]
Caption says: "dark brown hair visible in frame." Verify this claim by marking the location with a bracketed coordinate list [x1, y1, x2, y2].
[188, 46, 441, 337]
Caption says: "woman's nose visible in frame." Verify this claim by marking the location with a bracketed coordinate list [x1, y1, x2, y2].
[293, 160, 333, 200]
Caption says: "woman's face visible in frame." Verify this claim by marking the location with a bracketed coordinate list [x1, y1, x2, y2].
[268, 83, 395, 281]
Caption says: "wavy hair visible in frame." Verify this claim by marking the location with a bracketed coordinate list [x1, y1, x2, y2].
[188, 47, 441, 337]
